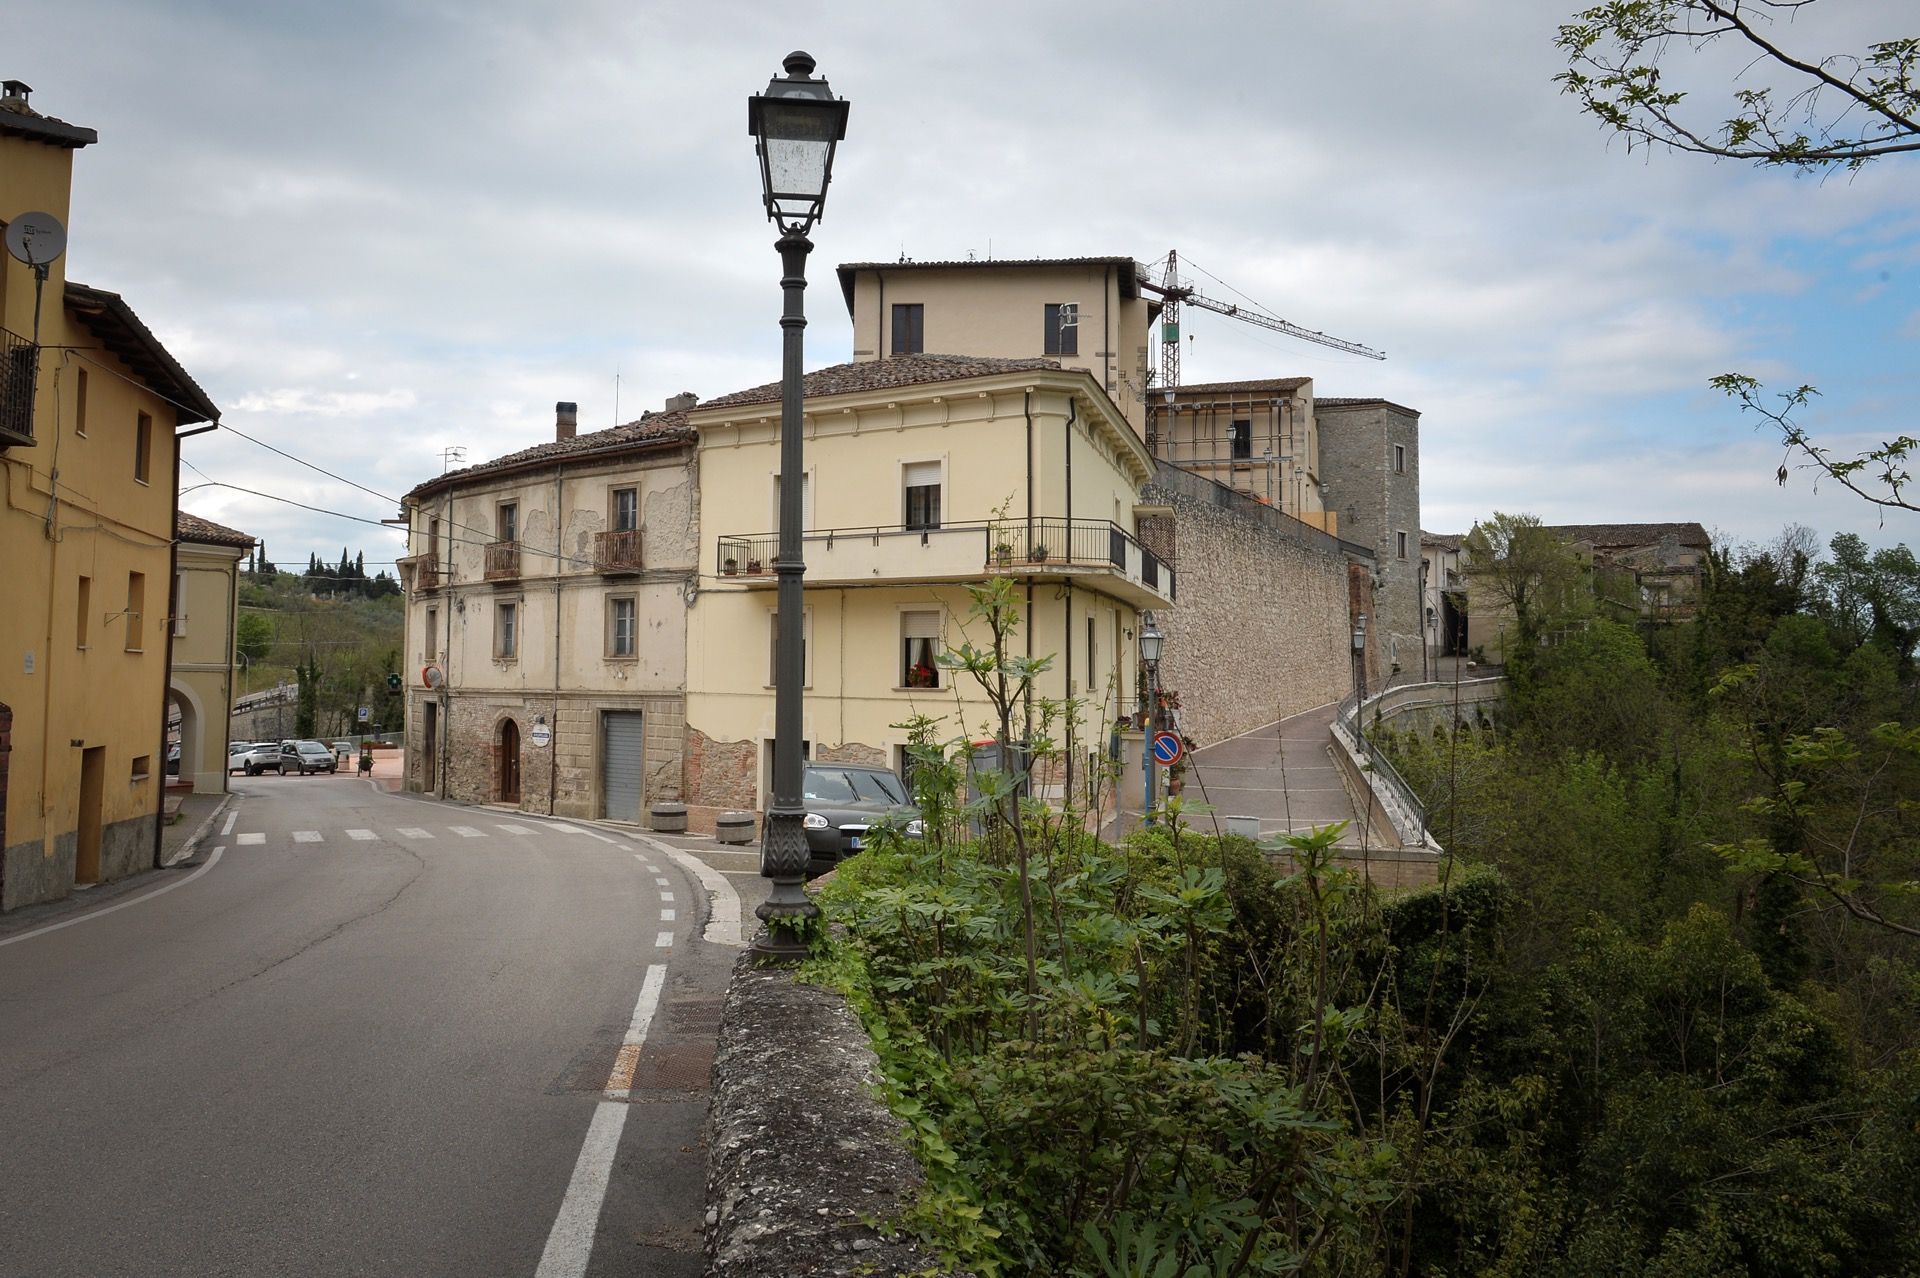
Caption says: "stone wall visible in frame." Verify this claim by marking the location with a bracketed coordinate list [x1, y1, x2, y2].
[420, 689, 685, 820]
[686, 725, 757, 829]
[1316, 401, 1422, 675]
[1142, 461, 1371, 747]
[3, 812, 155, 912]
[815, 742, 885, 767]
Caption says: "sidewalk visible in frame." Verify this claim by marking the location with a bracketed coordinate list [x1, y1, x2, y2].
[1183, 700, 1400, 850]
[161, 790, 231, 866]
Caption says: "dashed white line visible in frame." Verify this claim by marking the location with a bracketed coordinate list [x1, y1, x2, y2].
[535, 965, 667, 1278]
[654, 931, 673, 948]
[654, 877, 669, 887]
[346, 829, 377, 841]
[660, 908, 676, 922]
[660, 891, 674, 903]
[220, 810, 239, 836]
[497, 824, 531, 835]
[449, 825, 486, 838]
[292, 830, 322, 843]
[396, 827, 433, 839]
[236, 832, 265, 845]
[644, 865, 661, 874]
[634, 834, 745, 948]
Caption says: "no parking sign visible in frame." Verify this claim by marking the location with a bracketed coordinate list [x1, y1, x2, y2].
[1151, 731, 1184, 766]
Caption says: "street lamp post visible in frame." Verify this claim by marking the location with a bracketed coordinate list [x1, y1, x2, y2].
[747, 51, 850, 960]
[1351, 612, 1369, 748]
[1139, 614, 1164, 825]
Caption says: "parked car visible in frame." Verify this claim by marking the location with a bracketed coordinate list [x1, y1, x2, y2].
[278, 740, 338, 775]
[793, 764, 921, 875]
[227, 742, 256, 775]
[238, 743, 282, 775]
[166, 743, 181, 776]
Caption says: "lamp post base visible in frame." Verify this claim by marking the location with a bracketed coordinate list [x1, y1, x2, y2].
[753, 804, 819, 961]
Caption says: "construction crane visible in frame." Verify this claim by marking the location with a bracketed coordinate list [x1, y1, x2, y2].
[1136, 250, 1384, 389]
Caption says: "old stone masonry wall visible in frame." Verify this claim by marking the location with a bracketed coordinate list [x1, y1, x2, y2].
[1141, 462, 1362, 748]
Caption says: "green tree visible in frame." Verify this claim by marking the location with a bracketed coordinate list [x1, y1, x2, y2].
[1816, 532, 1920, 675]
[235, 611, 273, 667]
[1461, 512, 1587, 670]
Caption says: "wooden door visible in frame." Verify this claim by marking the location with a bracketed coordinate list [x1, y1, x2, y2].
[499, 719, 521, 805]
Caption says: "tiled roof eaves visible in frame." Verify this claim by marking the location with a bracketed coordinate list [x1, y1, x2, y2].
[0, 104, 96, 148]
[1548, 521, 1710, 548]
[694, 354, 1064, 412]
[64, 282, 220, 425]
[406, 418, 693, 502]
[836, 256, 1141, 313]
[176, 510, 256, 548]
[1164, 377, 1312, 397]
[1315, 397, 1421, 416]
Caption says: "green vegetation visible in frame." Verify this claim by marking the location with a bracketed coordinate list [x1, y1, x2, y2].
[237, 545, 404, 738]
[802, 552, 1919, 1275]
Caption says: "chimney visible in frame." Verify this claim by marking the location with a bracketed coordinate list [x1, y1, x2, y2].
[1, 81, 31, 110]
[555, 400, 577, 442]
[665, 391, 698, 413]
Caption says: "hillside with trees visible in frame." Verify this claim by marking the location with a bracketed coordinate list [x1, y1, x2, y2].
[236, 543, 405, 738]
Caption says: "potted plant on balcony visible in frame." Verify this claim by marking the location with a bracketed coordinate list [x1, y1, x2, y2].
[745, 557, 764, 575]
[1028, 544, 1050, 563]
[994, 541, 1014, 568]
[722, 556, 738, 576]
[904, 659, 938, 689]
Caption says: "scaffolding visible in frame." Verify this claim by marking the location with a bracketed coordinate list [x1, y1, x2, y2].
[1146, 390, 1315, 520]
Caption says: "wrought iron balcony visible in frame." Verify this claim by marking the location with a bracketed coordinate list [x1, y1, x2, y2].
[0, 327, 39, 448]
[716, 519, 1173, 607]
[414, 561, 444, 592]
[593, 528, 644, 575]
[484, 540, 521, 582]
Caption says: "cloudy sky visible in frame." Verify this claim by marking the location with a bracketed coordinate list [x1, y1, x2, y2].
[19, 0, 1918, 569]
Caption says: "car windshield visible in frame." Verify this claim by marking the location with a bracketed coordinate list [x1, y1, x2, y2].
[296, 741, 328, 752]
[802, 770, 857, 803]
[851, 770, 908, 804]
[803, 768, 907, 805]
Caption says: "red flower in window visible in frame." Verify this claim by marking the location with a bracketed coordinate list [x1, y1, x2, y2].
[906, 661, 938, 689]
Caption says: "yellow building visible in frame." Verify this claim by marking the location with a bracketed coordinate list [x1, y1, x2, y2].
[683, 354, 1172, 824]
[171, 512, 254, 793]
[0, 82, 220, 911]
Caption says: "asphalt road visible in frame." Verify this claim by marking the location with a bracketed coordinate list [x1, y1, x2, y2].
[0, 771, 751, 1277]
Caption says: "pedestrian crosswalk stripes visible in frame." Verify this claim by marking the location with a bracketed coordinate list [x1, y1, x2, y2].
[346, 829, 377, 841]
[226, 823, 701, 863]
[497, 824, 530, 835]
[396, 828, 433, 839]
[292, 831, 322, 843]
[449, 826, 485, 838]
[236, 833, 265, 845]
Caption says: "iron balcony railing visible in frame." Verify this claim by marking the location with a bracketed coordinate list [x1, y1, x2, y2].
[716, 518, 1174, 602]
[593, 528, 644, 574]
[483, 540, 521, 581]
[414, 561, 445, 592]
[0, 327, 39, 448]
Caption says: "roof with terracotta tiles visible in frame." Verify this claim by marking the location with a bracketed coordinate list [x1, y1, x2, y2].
[406, 409, 693, 500]
[176, 510, 256, 548]
[1160, 377, 1312, 398]
[695, 354, 1064, 411]
[1550, 522, 1710, 549]
[0, 91, 96, 148]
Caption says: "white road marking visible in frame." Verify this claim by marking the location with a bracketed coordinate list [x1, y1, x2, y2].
[497, 824, 531, 835]
[644, 865, 661, 874]
[396, 827, 433, 839]
[654, 877, 669, 887]
[582, 830, 620, 845]
[654, 931, 673, 948]
[549, 824, 585, 835]
[449, 825, 486, 838]
[292, 831, 322, 843]
[0, 847, 227, 949]
[603, 964, 667, 1100]
[346, 829, 377, 841]
[535, 965, 668, 1278]
[236, 833, 265, 845]
[634, 833, 746, 947]
[660, 908, 676, 922]
[220, 810, 239, 836]
[660, 891, 673, 903]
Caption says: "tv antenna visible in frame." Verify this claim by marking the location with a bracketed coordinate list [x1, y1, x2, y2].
[4, 211, 67, 344]
[441, 446, 466, 473]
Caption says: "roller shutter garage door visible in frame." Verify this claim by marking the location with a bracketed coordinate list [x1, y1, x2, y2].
[601, 711, 645, 822]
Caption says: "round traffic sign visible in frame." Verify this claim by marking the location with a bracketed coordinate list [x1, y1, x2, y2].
[1151, 731, 1184, 765]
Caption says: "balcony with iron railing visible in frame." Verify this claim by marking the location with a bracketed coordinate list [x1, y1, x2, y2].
[484, 540, 521, 582]
[413, 560, 445, 593]
[0, 327, 40, 449]
[593, 528, 644, 575]
[715, 518, 1174, 608]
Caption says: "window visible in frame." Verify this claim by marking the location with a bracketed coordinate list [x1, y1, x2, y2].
[612, 487, 638, 533]
[76, 575, 90, 648]
[773, 471, 812, 530]
[901, 609, 941, 689]
[1393, 444, 1406, 474]
[890, 303, 924, 356]
[428, 516, 442, 564]
[135, 412, 152, 483]
[903, 460, 941, 530]
[424, 606, 438, 660]
[498, 501, 518, 544]
[1044, 303, 1078, 356]
[131, 755, 152, 781]
[608, 596, 636, 657]
[767, 608, 812, 686]
[1396, 531, 1409, 560]
[125, 571, 145, 652]
[1230, 419, 1252, 460]
[496, 602, 518, 659]
[173, 572, 186, 636]
[74, 368, 88, 436]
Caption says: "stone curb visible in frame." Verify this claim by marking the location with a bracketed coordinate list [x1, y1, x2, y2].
[704, 953, 968, 1277]
[162, 793, 233, 868]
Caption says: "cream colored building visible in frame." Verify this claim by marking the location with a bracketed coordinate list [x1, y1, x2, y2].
[398, 402, 697, 818]
[170, 512, 254, 793]
[1, 82, 221, 910]
[683, 354, 1172, 824]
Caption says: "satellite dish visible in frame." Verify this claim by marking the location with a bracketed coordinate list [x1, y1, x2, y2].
[4, 211, 67, 267]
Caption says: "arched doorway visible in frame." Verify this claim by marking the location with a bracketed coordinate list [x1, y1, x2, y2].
[498, 719, 522, 806]
[167, 682, 201, 791]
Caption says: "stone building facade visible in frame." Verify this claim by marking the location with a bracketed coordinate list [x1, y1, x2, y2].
[1139, 462, 1377, 747]
[1314, 399, 1422, 677]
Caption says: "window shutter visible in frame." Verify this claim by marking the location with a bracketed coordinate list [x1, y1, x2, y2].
[902, 461, 940, 490]
[901, 609, 942, 640]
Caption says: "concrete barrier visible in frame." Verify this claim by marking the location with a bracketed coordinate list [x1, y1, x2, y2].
[650, 800, 688, 834]
[715, 811, 756, 846]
